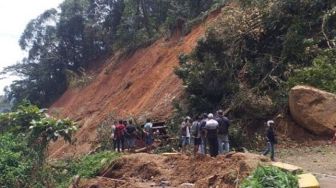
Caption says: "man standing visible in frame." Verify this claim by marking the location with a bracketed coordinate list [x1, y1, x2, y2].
[216, 110, 230, 154]
[126, 119, 137, 152]
[111, 121, 117, 151]
[180, 116, 191, 153]
[143, 118, 153, 152]
[199, 113, 208, 155]
[191, 115, 202, 156]
[263, 120, 277, 161]
[205, 113, 219, 157]
[115, 120, 126, 152]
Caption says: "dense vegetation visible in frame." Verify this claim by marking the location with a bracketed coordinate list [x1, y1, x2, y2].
[0, 103, 76, 187]
[240, 166, 299, 188]
[51, 151, 121, 188]
[175, 0, 336, 135]
[1, 0, 226, 107]
[0, 102, 121, 187]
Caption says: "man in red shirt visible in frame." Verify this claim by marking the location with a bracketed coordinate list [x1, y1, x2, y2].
[115, 120, 126, 152]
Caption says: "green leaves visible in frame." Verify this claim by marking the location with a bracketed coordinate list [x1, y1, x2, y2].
[240, 166, 299, 188]
[68, 151, 121, 178]
[0, 134, 35, 188]
[0, 103, 77, 164]
[0, 104, 77, 187]
[288, 49, 336, 92]
[49, 151, 121, 187]
[0, 103, 42, 132]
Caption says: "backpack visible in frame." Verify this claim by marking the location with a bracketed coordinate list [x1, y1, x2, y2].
[217, 117, 230, 135]
[191, 121, 200, 137]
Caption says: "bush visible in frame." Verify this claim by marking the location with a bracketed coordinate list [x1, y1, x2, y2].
[0, 103, 77, 187]
[0, 134, 35, 188]
[288, 49, 336, 92]
[240, 166, 299, 188]
[0, 102, 43, 133]
[0, 103, 77, 163]
[69, 151, 121, 178]
[96, 119, 114, 151]
[50, 151, 121, 188]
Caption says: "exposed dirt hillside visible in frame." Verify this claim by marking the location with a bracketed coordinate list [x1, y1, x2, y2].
[48, 9, 222, 158]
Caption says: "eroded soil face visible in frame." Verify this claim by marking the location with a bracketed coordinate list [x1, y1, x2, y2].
[48, 9, 223, 159]
[79, 152, 269, 188]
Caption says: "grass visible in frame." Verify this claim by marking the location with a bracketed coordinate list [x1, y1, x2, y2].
[50, 151, 121, 188]
[240, 166, 299, 188]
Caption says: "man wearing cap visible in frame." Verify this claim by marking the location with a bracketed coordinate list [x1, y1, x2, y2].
[262, 120, 277, 161]
[205, 113, 219, 157]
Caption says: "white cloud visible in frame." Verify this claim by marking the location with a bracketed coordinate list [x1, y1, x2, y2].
[0, 0, 64, 95]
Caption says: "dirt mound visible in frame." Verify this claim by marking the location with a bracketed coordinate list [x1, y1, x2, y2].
[48, 8, 223, 159]
[78, 153, 269, 188]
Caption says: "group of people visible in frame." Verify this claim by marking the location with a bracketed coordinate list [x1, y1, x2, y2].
[180, 110, 277, 161]
[180, 110, 230, 157]
[111, 119, 154, 152]
[110, 111, 277, 161]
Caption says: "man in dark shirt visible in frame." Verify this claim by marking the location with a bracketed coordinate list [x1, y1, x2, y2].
[216, 110, 230, 154]
[262, 120, 277, 161]
[191, 115, 202, 156]
[126, 119, 137, 152]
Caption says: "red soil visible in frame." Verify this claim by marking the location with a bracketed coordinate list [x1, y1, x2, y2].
[48, 9, 222, 158]
[78, 152, 268, 188]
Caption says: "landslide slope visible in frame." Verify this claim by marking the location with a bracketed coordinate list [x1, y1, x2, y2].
[49, 9, 221, 158]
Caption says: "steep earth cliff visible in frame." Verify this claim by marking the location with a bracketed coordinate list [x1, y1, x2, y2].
[49, 9, 222, 158]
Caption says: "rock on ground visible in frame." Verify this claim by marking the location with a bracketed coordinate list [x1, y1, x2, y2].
[289, 85, 336, 136]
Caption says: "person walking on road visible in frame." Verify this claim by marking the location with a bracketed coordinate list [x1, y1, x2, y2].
[263, 120, 277, 161]
[205, 113, 219, 157]
[216, 110, 230, 154]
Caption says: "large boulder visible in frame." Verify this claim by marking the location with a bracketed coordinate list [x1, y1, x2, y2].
[289, 85, 336, 136]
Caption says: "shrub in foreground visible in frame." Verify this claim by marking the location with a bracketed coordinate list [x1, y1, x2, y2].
[240, 166, 299, 188]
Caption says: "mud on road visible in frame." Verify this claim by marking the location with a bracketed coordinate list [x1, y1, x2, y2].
[78, 152, 269, 188]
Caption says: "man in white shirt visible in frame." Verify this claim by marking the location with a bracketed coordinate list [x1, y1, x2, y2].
[180, 116, 191, 153]
[143, 118, 153, 152]
[205, 113, 219, 157]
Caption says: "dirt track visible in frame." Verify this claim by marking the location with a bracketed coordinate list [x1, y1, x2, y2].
[277, 144, 336, 188]
[78, 152, 268, 188]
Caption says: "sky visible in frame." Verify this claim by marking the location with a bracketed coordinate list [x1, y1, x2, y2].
[0, 0, 64, 95]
